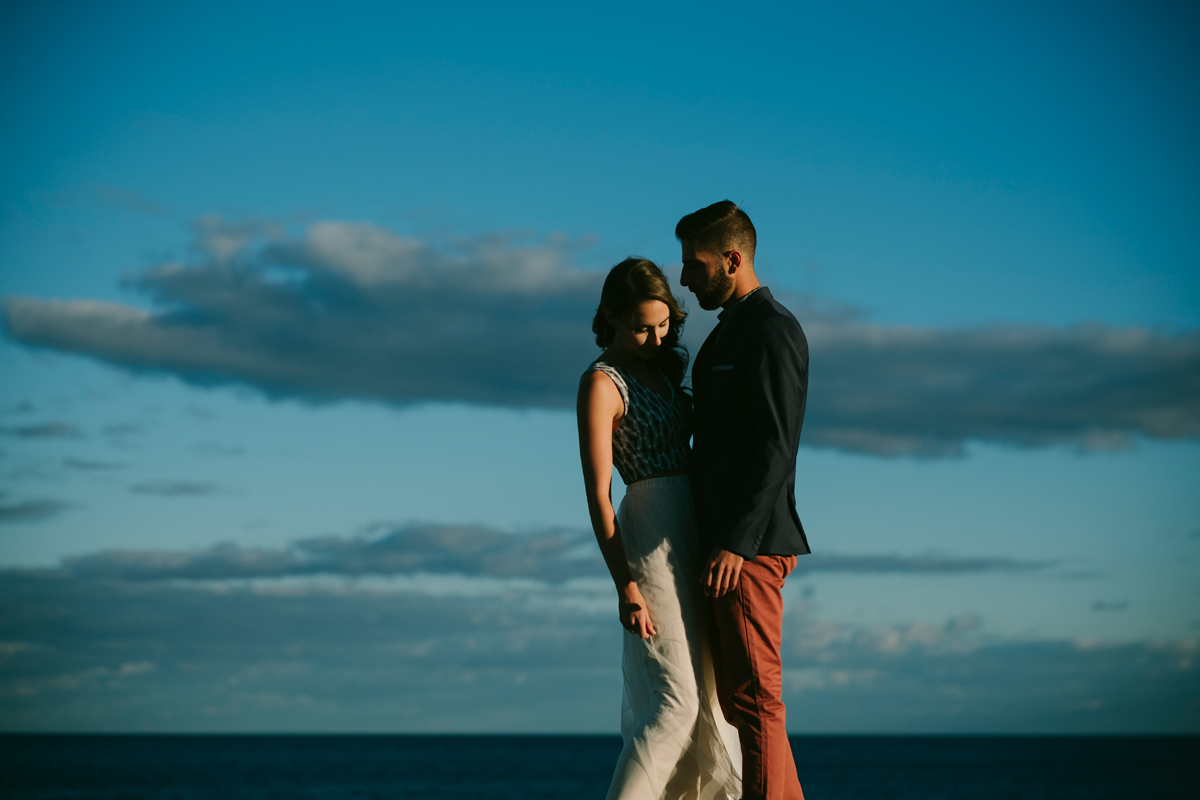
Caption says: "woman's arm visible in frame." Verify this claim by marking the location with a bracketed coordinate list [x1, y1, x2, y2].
[577, 370, 657, 638]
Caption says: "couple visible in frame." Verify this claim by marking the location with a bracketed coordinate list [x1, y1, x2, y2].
[577, 201, 810, 800]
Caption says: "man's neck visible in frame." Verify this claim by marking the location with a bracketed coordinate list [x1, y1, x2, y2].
[722, 279, 763, 310]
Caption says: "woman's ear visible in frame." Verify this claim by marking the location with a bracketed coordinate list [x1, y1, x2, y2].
[602, 308, 616, 325]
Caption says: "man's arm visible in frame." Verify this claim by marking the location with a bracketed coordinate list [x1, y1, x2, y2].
[720, 314, 808, 558]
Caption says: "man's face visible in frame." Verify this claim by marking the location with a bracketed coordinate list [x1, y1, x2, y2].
[679, 240, 735, 311]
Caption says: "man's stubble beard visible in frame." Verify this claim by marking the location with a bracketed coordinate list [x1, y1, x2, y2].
[691, 266, 735, 311]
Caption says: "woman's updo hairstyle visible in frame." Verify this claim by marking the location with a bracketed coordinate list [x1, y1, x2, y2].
[592, 257, 690, 390]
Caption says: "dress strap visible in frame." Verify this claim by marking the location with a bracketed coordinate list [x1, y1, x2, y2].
[585, 361, 630, 414]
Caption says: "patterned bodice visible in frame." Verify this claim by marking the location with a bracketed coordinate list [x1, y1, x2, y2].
[586, 360, 691, 484]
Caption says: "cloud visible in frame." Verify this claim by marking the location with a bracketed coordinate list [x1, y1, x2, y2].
[4, 216, 1198, 456]
[102, 423, 144, 437]
[793, 553, 1048, 576]
[129, 481, 220, 497]
[0, 422, 81, 439]
[780, 605, 1199, 732]
[1092, 601, 1130, 612]
[63, 525, 601, 583]
[62, 458, 125, 471]
[30, 183, 171, 216]
[0, 561, 1194, 733]
[800, 313, 1200, 456]
[60, 524, 1049, 584]
[0, 565, 620, 732]
[190, 442, 244, 457]
[3, 218, 600, 409]
[0, 497, 69, 523]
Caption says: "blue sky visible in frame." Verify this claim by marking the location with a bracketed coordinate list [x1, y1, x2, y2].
[1, 0, 1197, 733]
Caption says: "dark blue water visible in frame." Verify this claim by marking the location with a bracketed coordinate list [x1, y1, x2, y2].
[1, 735, 1196, 799]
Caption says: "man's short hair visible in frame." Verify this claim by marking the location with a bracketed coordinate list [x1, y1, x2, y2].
[675, 200, 756, 259]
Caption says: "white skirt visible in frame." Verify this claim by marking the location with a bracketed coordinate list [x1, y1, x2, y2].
[607, 474, 742, 800]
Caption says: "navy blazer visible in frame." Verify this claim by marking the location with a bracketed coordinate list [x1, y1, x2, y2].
[690, 287, 811, 558]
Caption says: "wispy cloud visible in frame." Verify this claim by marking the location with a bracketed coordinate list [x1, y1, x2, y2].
[62, 458, 125, 471]
[0, 496, 69, 523]
[780, 605, 1198, 732]
[801, 313, 1200, 456]
[63, 525, 600, 583]
[0, 559, 1193, 733]
[129, 481, 220, 497]
[0, 564, 619, 732]
[794, 553, 1048, 576]
[60, 524, 1051, 584]
[0, 422, 81, 439]
[29, 183, 171, 216]
[4, 216, 1197, 456]
[1092, 601, 1130, 612]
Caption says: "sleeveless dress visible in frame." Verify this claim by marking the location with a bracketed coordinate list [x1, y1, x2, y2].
[586, 361, 742, 800]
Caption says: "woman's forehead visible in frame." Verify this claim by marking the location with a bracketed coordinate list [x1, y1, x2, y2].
[629, 299, 670, 323]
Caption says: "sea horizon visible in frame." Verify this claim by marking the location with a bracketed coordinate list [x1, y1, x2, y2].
[3, 732, 1197, 799]
[4, 730, 1198, 736]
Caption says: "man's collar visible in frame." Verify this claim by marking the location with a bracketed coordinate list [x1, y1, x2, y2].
[717, 286, 769, 321]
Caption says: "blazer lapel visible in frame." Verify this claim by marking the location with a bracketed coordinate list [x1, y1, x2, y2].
[692, 323, 721, 402]
[693, 288, 773, 403]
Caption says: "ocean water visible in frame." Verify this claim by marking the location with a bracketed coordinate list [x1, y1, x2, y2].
[1, 734, 1196, 799]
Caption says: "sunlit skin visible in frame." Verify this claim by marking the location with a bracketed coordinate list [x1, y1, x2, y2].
[577, 300, 685, 639]
[679, 240, 759, 311]
[679, 240, 762, 599]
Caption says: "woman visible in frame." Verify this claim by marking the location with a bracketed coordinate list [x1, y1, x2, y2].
[577, 258, 741, 800]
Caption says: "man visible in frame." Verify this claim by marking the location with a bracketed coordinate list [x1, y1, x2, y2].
[677, 200, 810, 800]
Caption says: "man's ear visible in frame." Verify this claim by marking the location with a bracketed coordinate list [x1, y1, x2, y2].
[726, 249, 743, 273]
[602, 308, 616, 325]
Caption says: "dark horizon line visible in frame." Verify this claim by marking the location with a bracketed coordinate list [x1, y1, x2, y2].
[2, 731, 1196, 738]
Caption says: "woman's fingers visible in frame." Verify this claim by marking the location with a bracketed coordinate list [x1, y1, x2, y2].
[620, 601, 656, 638]
[636, 610, 655, 638]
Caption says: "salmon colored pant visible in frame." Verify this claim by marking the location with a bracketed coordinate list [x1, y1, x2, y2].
[710, 554, 804, 800]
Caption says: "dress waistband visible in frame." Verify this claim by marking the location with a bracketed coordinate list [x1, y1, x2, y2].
[625, 471, 691, 489]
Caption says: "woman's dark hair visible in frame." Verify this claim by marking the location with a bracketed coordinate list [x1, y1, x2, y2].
[592, 257, 690, 390]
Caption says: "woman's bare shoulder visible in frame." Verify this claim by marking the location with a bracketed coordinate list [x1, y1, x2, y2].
[578, 364, 625, 417]
[579, 366, 620, 396]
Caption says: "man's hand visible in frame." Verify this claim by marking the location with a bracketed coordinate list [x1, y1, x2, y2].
[618, 582, 656, 638]
[702, 547, 744, 598]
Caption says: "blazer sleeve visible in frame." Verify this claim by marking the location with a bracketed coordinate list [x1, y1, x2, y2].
[721, 314, 808, 558]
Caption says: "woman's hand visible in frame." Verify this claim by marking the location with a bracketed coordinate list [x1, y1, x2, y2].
[618, 582, 656, 638]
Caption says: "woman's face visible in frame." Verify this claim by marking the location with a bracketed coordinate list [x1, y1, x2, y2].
[611, 300, 670, 360]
